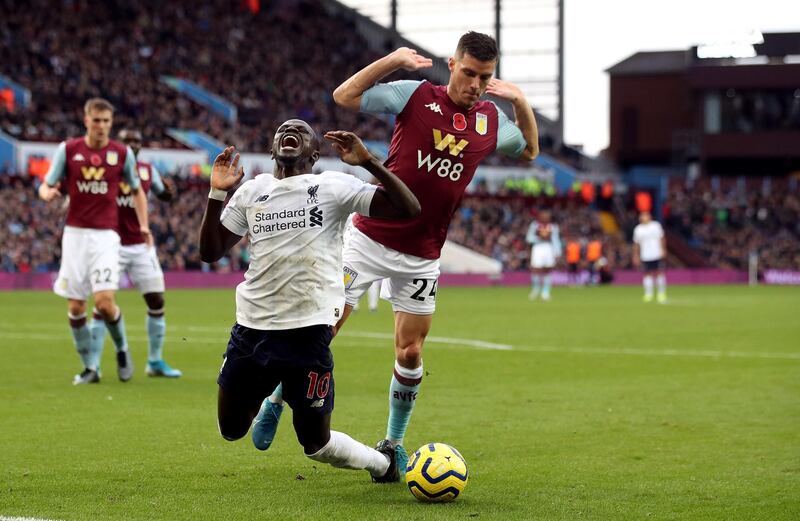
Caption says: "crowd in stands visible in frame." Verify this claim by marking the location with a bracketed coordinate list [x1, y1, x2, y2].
[0, 173, 249, 274]
[663, 177, 800, 271]
[0, 0, 411, 152]
[2, 170, 798, 274]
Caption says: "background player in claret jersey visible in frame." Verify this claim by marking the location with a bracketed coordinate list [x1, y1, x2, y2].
[38, 98, 151, 385]
[88, 129, 182, 379]
[199, 120, 419, 483]
[633, 211, 668, 303]
[256, 31, 539, 472]
[526, 210, 562, 301]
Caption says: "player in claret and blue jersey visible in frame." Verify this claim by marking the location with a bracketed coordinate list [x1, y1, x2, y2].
[38, 98, 151, 385]
[88, 128, 182, 379]
[257, 31, 540, 473]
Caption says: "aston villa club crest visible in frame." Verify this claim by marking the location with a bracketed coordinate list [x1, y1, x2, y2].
[343, 266, 358, 289]
[476, 113, 488, 135]
[452, 113, 467, 131]
[138, 166, 150, 181]
[106, 151, 119, 166]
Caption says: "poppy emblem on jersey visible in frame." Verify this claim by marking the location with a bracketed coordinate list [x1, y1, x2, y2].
[138, 166, 150, 181]
[106, 151, 119, 166]
[453, 113, 467, 131]
[343, 266, 358, 289]
[90, 154, 102, 167]
[476, 113, 488, 135]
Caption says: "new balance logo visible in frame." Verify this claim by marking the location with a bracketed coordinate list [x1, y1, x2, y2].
[310, 399, 325, 408]
[425, 102, 443, 115]
[254, 194, 270, 203]
[432, 129, 469, 156]
[309, 206, 323, 227]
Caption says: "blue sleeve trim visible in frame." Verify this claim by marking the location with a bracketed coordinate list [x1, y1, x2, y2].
[149, 165, 165, 194]
[44, 142, 67, 186]
[360, 80, 422, 115]
[122, 147, 141, 190]
[494, 103, 526, 157]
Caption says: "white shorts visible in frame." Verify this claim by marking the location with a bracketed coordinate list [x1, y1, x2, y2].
[54, 226, 121, 300]
[120, 243, 165, 294]
[531, 243, 556, 269]
[343, 227, 440, 315]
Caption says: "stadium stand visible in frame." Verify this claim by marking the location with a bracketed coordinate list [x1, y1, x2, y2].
[0, 0, 405, 151]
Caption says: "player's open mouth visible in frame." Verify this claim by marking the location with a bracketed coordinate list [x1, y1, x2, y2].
[280, 134, 300, 150]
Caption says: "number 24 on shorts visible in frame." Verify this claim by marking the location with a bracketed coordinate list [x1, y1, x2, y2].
[410, 279, 437, 302]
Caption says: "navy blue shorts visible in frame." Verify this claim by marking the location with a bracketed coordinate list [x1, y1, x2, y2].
[642, 259, 665, 272]
[217, 323, 335, 416]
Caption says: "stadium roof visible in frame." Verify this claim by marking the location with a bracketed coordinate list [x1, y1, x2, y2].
[606, 50, 690, 76]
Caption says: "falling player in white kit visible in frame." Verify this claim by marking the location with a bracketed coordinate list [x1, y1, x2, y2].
[526, 210, 561, 301]
[632, 211, 668, 303]
[199, 120, 420, 482]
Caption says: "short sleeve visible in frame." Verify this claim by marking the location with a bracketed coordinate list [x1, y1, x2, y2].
[220, 182, 251, 236]
[149, 165, 165, 195]
[122, 147, 141, 190]
[494, 104, 527, 157]
[44, 142, 67, 186]
[360, 80, 422, 115]
[328, 173, 378, 216]
[633, 226, 642, 244]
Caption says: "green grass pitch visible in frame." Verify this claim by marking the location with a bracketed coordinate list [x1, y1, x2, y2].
[0, 285, 798, 520]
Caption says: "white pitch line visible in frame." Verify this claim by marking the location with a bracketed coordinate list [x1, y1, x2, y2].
[1, 330, 799, 361]
[338, 330, 513, 350]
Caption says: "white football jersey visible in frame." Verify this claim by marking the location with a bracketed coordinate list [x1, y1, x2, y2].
[633, 220, 665, 262]
[221, 171, 377, 330]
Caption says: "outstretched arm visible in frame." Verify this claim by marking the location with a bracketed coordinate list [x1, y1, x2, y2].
[325, 131, 420, 219]
[199, 146, 244, 263]
[486, 79, 540, 161]
[333, 47, 432, 111]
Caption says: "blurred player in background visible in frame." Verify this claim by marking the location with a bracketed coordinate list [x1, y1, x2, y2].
[88, 129, 182, 378]
[38, 98, 151, 384]
[564, 237, 582, 286]
[526, 210, 561, 300]
[255, 31, 539, 471]
[633, 211, 667, 303]
[199, 122, 419, 482]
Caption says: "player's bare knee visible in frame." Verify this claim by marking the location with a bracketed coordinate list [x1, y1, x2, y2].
[95, 298, 117, 320]
[143, 292, 164, 311]
[67, 300, 87, 317]
[396, 342, 423, 368]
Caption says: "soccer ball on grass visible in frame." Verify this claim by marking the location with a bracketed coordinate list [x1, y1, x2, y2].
[405, 442, 468, 502]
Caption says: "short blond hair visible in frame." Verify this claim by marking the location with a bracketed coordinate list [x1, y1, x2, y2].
[84, 97, 114, 115]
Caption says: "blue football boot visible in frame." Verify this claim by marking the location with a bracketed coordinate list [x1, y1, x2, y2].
[252, 398, 283, 451]
[145, 360, 182, 378]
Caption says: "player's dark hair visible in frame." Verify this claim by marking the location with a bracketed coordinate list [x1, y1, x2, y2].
[84, 97, 114, 115]
[455, 31, 498, 63]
